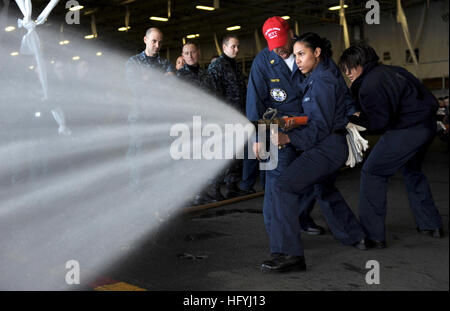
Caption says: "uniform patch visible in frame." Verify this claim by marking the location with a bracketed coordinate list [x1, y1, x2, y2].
[271, 79, 280, 82]
[270, 59, 275, 64]
[270, 88, 287, 102]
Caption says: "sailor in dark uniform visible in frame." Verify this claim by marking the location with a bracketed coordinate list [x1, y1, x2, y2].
[248, 19, 367, 272]
[339, 44, 444, 247]
[176, 42, 219, 205]
[125, 27, 174, 192]
[208, 35, 249, 199]
[259, 32, 367, 272]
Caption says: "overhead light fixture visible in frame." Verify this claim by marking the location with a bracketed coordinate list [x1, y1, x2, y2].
[5, 26, 15, 32]
[84, 34, 96, 39]
[10, 51, 19, 56]
[69, 5, 84, 12]
[118, 26, 131, 31]
[51, 60, 55, 64]
[196, 5, 215, 11]
[29, 66, 34, 70]
[281, 16, 290, 20]
[72, 56, 80, 61]
[59, 40, 70, 45]
[186, 34, 200, 39]
[328, 4, 348, 10]
[150, 16, 169, 22]
[226, 25, 241, 31]
[96, 52, 102, 56]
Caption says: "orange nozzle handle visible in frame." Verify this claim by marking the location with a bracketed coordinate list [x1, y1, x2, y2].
[274, 116, 308, 128]
[284, 116, 308, 126]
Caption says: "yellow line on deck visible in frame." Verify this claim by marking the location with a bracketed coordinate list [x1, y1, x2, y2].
[95, 282, 147, 291]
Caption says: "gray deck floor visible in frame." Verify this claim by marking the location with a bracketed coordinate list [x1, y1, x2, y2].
[99, 138, 449, 291]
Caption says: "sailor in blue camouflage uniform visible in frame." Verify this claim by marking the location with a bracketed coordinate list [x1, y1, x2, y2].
[177, 42, 215, 93]
[208, 35, 250, 199]
[208, 35, 246, 113]
[126, 28, 175, 94]
[176, 42, 221, 204]
[125, 27, 175, 192]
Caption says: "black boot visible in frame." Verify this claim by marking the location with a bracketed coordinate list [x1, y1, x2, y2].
[366, 238, 386, 249]
[224, 183, 248, 199]
[417, 227, 444, 238]
[353, 239, 368, 250]
[209, 184, 225, 201]
[261, 255, 306, 273]
[192, 193, 216, 206]
[193, 187, 218, 205]
[301, 223, 325, 236]
[239, 187, 256, 195]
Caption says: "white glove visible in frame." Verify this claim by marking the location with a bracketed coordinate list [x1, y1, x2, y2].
[345, 122, 369, 167]
[437, 121, 446, 132]
[345, 134, 356, 168]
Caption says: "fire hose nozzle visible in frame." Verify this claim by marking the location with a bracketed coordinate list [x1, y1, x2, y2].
[253, 108, 309, 149]
[256, 116, 308, 131]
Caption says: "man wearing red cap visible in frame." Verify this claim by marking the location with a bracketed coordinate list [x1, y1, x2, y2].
[251, 17, 323, 237]
[247, 17, 365, 272]
[262, 16, 292, 58]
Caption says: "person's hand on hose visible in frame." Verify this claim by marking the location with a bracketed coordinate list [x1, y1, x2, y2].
[270, 130, 290, 147]
[252, 142, 264, 161]
[281, 117, 296, 131]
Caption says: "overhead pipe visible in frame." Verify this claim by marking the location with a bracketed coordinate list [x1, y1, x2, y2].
[396, 0, 421, 79]
[339, 0, 350, 49]
[214, 32, 222, 55]
[254, 28, 262, 53]
[167, 0, 171, 18]
[91, 13, 97, 38]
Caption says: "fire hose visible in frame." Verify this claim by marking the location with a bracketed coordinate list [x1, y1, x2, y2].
[255, 108, 308, 149]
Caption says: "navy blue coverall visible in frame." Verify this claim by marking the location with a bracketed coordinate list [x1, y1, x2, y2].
[351, 62, 443, 242]
[246, 48, 365, 253]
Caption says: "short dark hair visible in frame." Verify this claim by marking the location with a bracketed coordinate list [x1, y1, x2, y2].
[222, 34, 239, 46]
[338, 43, 380, 72]
[294, 32, 332, 58]
[183, 41, 199, 50]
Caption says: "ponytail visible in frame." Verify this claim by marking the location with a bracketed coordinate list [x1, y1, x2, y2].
[295, 32, 332, 58]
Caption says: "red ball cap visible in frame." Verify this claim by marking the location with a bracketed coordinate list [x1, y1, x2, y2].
[262, 16, 290, 51]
